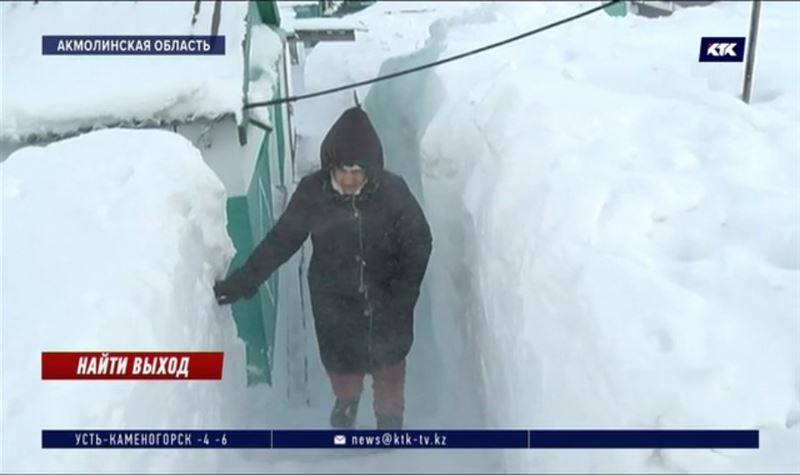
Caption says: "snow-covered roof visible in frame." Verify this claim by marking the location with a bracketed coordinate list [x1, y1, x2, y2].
[0, 1, 252, 142]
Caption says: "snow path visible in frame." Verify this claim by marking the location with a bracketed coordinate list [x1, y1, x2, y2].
[216, 61, 505, 474]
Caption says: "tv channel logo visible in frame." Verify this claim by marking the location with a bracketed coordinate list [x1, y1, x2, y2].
[699, 37, 745, 62]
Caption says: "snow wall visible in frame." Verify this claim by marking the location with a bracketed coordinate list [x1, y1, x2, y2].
[1, 129, 255, 473]
[357, 2, 800, 473]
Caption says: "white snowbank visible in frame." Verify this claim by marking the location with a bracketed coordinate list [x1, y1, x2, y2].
[304, 0, 800, 473]
[0, 1, 249, 141]
[0, 129, 251, 472]
[415, 1, 800, 473]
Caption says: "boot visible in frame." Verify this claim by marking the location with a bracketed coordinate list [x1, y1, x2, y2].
[330, 397, 360, 429]
[376, 413, 403, 430]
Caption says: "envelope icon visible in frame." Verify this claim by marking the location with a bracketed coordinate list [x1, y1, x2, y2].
[334, 435, 347, 446]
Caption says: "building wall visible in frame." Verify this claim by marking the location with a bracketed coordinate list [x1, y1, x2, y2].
[175, 117, 263, 198]
[1, 117, 256, 188]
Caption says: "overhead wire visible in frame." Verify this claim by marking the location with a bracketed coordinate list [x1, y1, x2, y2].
[243, 1, 622, 109]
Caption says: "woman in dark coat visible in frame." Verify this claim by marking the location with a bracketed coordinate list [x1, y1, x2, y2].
[214, 107, 433, 430]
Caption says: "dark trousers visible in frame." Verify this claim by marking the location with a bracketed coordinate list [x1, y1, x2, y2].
[327, 359, 406, 416]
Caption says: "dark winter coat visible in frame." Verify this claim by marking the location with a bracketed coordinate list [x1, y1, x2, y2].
[222, 108, 433, 373]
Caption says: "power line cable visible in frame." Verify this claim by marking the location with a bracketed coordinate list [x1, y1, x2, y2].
[243, 0, 621, 109]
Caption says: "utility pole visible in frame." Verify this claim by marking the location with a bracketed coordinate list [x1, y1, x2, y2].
[742, 0, 762, 104]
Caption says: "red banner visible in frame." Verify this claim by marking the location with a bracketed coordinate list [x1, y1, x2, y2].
[41, 352, 224, 380]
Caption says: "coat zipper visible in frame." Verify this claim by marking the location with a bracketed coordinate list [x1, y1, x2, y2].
[352, 195, 374, 371]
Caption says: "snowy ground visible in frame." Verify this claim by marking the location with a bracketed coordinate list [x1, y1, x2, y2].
[1, 1, 798, 473]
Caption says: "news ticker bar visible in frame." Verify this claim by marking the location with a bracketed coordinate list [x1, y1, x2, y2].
[42, 430, 759, 450]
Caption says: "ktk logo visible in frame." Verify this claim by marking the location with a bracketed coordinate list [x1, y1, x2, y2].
[707, 43, 737, 57]
[699, 37, 745, 62]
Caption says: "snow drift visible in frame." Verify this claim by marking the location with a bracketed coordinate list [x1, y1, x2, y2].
[0, 129, 250, 472]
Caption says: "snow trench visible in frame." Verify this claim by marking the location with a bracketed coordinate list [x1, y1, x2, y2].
[283, 2, 800, 473]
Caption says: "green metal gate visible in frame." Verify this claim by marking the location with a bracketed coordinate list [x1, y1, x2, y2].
[224, 0, 288, 386]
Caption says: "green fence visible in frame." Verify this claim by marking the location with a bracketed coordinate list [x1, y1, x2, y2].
[224, 0, 287, 386]
[226, 125, 282, 386]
